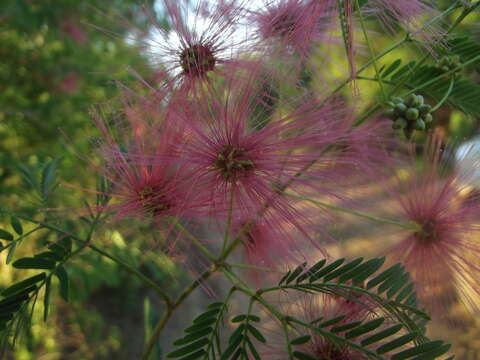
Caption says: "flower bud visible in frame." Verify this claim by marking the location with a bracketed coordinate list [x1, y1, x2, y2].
[424, 113, 433, 123]
[406, 108, 419, 121]
[414, 118, 426, 131]
[407, 94, 417, 106]
[419, 104, 432, 115]
[395, 103, 407, 113]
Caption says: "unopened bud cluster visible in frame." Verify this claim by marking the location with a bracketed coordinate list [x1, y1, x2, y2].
[435, 55, 461, 75]
[385, 94, 433, 138]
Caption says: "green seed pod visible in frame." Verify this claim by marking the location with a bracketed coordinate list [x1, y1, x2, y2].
[441, 65, 449, 72]
[407, 94, 417, 106]
[392, 97, 403, 104]
[419, 104, 432, 115]
[395, 103, 407, 113]
[393, 117, 408, 129]
[412, 95, 423, 107]
[414, 118, 426, 131]
[406, 108, 419, 121]
[424, 113, 433, 123]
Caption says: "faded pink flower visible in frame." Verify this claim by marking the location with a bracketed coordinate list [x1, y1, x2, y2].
[365, 0, 443, 45]
[249, 0, 332, 62]
[176, 80, 341, 219]
[57, 72, 80, 95]
[386, 137, 480, 316]
[89, 90, 205, 222]
[173, 72, 390, 254]
[59, 17, 88, 45]
[233, 205, 322, 270]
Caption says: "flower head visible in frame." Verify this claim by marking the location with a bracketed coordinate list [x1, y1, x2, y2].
[90, 89, 204, 222]
[139, 0, 250, 92]
[386, 137, 480, 316]
[175, 72, 376, 224]
[249, 0, 331, 62]
[366, 0, 443, 45]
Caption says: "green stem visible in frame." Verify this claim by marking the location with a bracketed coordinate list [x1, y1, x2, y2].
[286, 193, 419, 230]
[356, 0, 386, 99]
[0, 210, 173, 306]
[329, 36, 409, 97]
[142, 265, 217, 360]
[222, 191, 235, 255]
[167, 217, 217, 262]
[0, 225, 43, 252]
[88, 244, 172, 306]
[229, 263, 282, 273]
[431, 76, 455, 112]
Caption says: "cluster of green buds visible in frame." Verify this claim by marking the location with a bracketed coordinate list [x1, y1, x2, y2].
[435, 55, 461, 75]
[385, 94, 433, 138]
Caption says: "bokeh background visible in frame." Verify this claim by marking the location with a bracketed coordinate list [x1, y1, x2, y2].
[1, 1, 479, 359]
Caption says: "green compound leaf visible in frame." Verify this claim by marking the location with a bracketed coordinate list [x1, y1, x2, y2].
[13, 257, 55, 270]
[10, 217, 23, 236]
[43, 276, 51, 322]
[55, 265, 69, 301]
[168, 302, 228, 360]
[41, 157, 60, 200]
[2, 273, 46, 297]
[0, 229, 14, 241]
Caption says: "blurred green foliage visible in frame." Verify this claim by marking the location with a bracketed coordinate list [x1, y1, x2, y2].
[0, 1, 187, 359]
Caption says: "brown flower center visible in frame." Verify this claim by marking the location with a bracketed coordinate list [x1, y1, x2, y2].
[138, 185, 170, 216]
[214, 146, 254, 182]
[180, 44, 216, 77]
[270, 12, 298, 37]
[415, 220, 438, 243]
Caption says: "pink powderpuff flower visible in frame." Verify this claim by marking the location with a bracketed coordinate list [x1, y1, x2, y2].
[385, 136, 480, 317]
[88, 90, 205, 223]
[57, 72, 80, 95]
[232, 204, 325, 271]
[248, 0, 332, 63]
[174, 71, 390, 242]
[261, 291, 383, 359]
[134, 0, 252, 93]
[59, 17, 88, 45]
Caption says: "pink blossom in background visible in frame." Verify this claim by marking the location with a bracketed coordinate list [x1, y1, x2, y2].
[174, 71, 372, 222]
[366, 0, 444, 48]
[57, 72, 80, 95]
[386, 136, 480, 317]
[89, 90, 205, 223]
[249, 0, 333, 63]
[232, 204, 324, 270]
[262, 292, 381, 359]
[59, 17, 88, 45]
